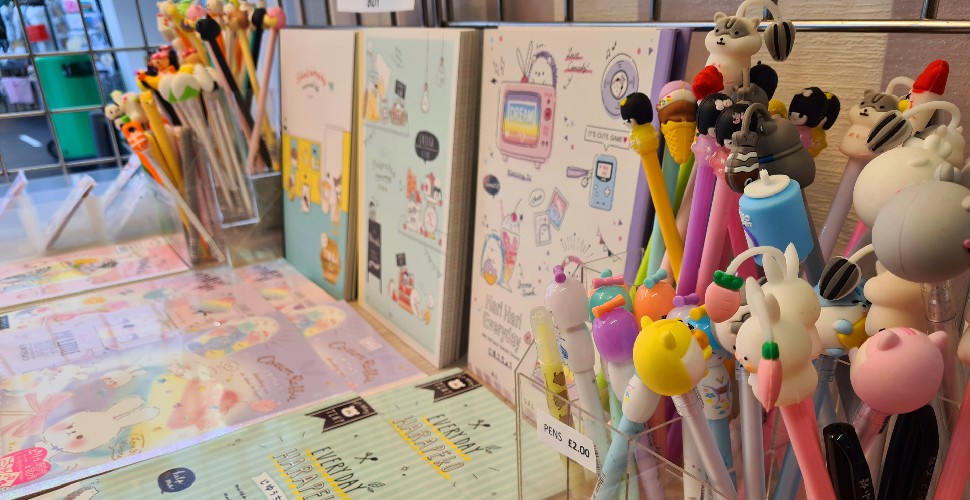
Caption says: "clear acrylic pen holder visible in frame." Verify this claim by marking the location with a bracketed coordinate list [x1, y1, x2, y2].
[514, 340, 731, 499]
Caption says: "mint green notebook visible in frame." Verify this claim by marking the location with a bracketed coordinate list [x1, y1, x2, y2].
[40, 371, 561, 499]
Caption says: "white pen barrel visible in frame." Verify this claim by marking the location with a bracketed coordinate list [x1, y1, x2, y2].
[738, 368, 765, 500]
[675, 389, 738, 500]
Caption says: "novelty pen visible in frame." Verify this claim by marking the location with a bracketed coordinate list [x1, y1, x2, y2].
[591, 374, 662, 500]
[545, 266, 610, 466]
[872, 178, 970, 420]
[823, 423, 875, 500]
[194, 17, 272, 171]
[788, 87, 840, 158]
[590, 297, 662, 500]
[530, 307, 587, 493]
[243, 7, 283, 174]
[904, 60, 949, 133]
[621, 92, 684, 280]
[740, 277, 834, 500]
[633, 317, 738, 499]
[848, 327, 946, 452]
[872, 179, 970, 499]
[247, 4, 266, 108]
[645, 147, 683, 278]
[589, 271, 633, 321]
[678, 93, 723, 297]
[880, 405, 938, 500]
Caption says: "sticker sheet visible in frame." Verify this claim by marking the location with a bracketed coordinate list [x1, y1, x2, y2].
[466, 28, 675, 400]
[0, 311, 345, 497]
[1, 259, 332, 331]
[0, 236, 190, 310]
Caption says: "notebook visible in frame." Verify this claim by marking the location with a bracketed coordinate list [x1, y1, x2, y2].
[356, 28, 482, 367]
[0, 291, 420, 496]
[466, 27, 678, 400]
[39, 371, 560, 499]
[280, 28, 359, 300]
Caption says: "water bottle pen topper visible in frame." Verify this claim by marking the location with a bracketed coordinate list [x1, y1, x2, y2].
[620, 92, 684, 281]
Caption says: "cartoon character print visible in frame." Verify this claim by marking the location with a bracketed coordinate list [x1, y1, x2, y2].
[168, 379, 239, 431]
[186, 316, 280, 358]
[704, 13, 763, 92]
[288, 305, 348, 338]
[99, 367, 148, 389]
[528, 51, 557, 87]
[42, 396, 159, 456]
[480, 233, 504, 286]
[167, 361, 217, 381]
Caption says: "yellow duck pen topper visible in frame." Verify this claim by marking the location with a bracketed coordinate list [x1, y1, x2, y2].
[633, 317, 710, 397]
[632, 316, 737, 499]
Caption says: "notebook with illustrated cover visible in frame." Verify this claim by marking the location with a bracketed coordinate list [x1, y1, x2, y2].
[466, 27, 679, 400]
[40, 370, 560, 499]
[356, 28, 482, 368]
[280, 28, 359, 300]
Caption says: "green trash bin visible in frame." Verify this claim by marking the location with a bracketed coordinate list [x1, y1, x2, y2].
[34, 55, 101, 160]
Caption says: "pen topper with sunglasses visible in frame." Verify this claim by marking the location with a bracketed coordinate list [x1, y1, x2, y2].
[817, 250, 925, 335]
[866, 100, 963, 166]
[839, 90, 899, 160]
[853, 122, 956, 227]
[704, 0, 795, 91]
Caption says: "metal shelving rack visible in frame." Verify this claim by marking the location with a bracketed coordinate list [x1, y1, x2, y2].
[2, 0, 965, 181]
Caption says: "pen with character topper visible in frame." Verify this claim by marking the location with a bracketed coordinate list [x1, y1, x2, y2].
[589, 295, 663, 500]
[738, 273, 835, 500]
[704, 0, 795, 93]
[816, 89, 899, 260]
[544, 266, 610, 468]
[621, 92, 684, 280]
[633, 316, 738, 499]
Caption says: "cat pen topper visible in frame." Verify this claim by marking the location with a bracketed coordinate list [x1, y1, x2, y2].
[705, 0, 796, 92]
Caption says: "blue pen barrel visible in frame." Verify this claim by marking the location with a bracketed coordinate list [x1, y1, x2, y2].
[738, 172, 814, 264]
[592, 417, 643, 500]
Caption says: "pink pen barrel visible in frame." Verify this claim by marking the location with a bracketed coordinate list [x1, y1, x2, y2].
[844, 220, 868, 256]
[780, 398, 835, 499]
[697, 179, 741, 299]
[726, 189, 757, 279]
[935, 380, 970, 499]
[850, 403, 888, 453]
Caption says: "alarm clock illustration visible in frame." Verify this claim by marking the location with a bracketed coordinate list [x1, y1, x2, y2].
[590, 154, 618, 210]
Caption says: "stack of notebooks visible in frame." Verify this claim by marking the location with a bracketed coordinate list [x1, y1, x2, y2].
[354, 28, 482, 368]
[280, 28, 359, 300]
[279, 27, 684, 388]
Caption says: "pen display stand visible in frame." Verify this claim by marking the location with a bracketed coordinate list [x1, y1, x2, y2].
[0, 170, 191, 263]
[514, 343, 721, 499]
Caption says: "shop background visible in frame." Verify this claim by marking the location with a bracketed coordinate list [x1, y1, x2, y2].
[1, 0, 965, 252]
